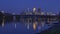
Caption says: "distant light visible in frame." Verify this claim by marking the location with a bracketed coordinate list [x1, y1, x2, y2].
[46, 12, 50, 15]
[12, 13, 15, 15]
[46, 12, 56, 15]
[33, 8, 36, 12]
[41, 12, 44, 15]
[51, 13, 56, 15]
[1, 11, 4, 13]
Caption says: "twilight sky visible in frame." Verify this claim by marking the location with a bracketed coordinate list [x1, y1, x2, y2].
[0, 0, 60, 14]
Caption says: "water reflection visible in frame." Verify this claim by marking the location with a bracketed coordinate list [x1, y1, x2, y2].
[0, 16, 59, 34]
[33, 22, 37, 30]
[15, 23, 16, 29]
[2, 16, 5, 27]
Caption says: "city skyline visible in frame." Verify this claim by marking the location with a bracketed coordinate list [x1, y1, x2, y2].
[0, 0, 60, 14]
[0, 0, 60, 34]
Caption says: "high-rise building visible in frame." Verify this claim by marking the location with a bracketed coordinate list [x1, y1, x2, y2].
[33, 8, 36, 12]
[38, 8, 41, 12]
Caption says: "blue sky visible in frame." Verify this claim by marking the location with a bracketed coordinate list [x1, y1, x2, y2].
[0, 0, 60, 14]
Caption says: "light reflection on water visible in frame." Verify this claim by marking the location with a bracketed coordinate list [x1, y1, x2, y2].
[0, 21, 59, 34]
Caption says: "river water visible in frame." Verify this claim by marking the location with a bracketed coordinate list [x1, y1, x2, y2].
[0, 21, 59, 34]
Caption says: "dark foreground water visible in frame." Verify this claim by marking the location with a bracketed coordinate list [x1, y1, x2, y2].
[0, 21, 59, 34]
